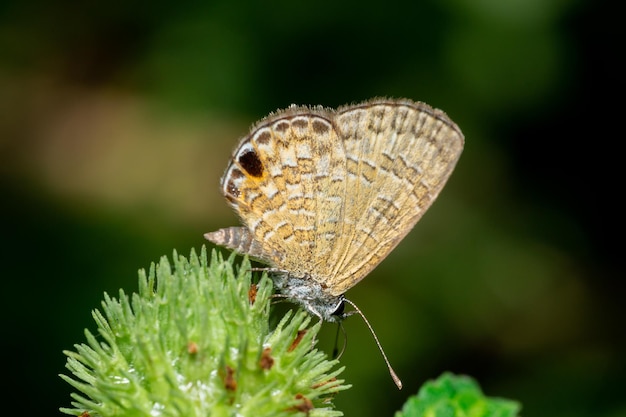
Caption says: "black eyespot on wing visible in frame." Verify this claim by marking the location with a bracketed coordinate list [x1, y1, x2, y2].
[238, 150, 264, 177]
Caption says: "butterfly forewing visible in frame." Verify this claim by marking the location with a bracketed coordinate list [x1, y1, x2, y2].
[325, 100, 463, 293]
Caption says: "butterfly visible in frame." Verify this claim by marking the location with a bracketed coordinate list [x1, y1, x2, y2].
[205, 98, 464, 388]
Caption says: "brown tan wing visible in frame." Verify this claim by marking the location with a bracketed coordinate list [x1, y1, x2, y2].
[213, 106, 347, 278]
[323, 99, 464, 295]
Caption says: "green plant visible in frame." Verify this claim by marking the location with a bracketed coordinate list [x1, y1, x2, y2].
[60, 247, 521, 417]
[61, 248, 349, 417]
[396, 373, 521, 417]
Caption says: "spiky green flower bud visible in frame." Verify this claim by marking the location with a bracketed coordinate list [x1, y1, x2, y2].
[61, 247, 349, 417]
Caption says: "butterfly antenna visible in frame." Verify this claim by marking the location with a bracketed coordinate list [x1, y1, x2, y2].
[343, 298, 402, 389]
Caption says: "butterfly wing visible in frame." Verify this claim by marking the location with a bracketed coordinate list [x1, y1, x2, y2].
[323, 99, 464, 295]
[210, 106, 348, 279]
[207, 99, 464, 297]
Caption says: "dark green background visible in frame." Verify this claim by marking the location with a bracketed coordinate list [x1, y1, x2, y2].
[1, 0, 622, 416]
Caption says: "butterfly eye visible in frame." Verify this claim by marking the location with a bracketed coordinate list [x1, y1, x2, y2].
[331, 300, 345, 317]
[238, 149, 264, 178]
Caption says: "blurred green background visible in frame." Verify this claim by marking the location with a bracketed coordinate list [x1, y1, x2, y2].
[1, 0, 622, 416]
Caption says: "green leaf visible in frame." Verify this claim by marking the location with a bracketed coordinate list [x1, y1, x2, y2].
[396, 372, 521, 417]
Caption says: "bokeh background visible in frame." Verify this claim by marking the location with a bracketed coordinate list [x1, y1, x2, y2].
[1, 0, 623, 416]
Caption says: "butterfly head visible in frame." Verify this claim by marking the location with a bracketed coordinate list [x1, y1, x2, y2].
[269, 271, 401, 388]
